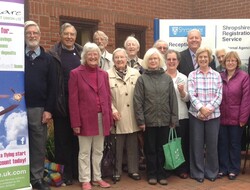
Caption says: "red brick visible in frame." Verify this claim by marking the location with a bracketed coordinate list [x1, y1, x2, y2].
[26, 0, 250, 52]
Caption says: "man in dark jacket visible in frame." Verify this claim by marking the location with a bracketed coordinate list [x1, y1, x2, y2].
[47, 23, 82, 185]
[25, 20, 57, 190]
[178, 29, 216, 77]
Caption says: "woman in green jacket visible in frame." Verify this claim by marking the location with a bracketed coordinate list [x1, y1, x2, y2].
[133, 48, 179, 186]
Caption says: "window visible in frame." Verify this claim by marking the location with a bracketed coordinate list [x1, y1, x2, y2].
[115, 23, 147, 58]
[60, 16, 98, 46]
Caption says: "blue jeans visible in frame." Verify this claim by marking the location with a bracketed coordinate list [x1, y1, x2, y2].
[218, 125, 244, 175]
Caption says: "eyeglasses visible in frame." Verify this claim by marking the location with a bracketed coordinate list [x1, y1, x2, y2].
[157, 46, 168, 50]
[94, 37, 106, 42]
[114, 56, 126, 60]
[166, 58, 177, 62]
[149, 57, 159, 61]
[25, 31, 40, 36]
[62, 32, 76, 37]
[226, 59, 237, 63]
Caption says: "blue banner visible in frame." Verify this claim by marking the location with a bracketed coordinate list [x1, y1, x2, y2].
[169, 25, 206, 37]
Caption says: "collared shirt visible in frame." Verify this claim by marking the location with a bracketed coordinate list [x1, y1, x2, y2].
[62, 44, 75, 50]
[127, 56, 143, 72]
[128, 57, 139, 67]
[172, 71, 189, 120]
[189, 49, 198, 69]
[100, 50, 113, 71]
[25, 46, 41, 60]
[188, 67, 222, 120]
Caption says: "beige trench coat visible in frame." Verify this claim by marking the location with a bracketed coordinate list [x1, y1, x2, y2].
[107, 66, 141, 134]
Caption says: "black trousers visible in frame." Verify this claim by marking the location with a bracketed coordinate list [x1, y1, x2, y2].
[54, 116, 79, 180]
[144, 126, 168, 180]
[175, 119, 190, 174]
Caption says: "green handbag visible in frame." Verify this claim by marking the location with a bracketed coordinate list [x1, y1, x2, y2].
[163, 128, 185, 170]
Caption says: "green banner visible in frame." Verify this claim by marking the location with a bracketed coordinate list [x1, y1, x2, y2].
[0, 165, 29, 190]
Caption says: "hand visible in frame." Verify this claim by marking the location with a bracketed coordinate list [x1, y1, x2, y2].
[169, 124, 176, 128]
[73, 127, 80, 134]
[197, 112, 206, 120]
[200, 106, 213, 117]
[42, 111, 52, 124]
[112, 112, 121, 121]
[139, 124, 146, 132]
[177, 84, 186, 98]
[177, 83, 184, 93]
[240, 122, 246, 127]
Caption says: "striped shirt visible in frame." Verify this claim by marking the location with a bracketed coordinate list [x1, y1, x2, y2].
[188, 67, 222, 120]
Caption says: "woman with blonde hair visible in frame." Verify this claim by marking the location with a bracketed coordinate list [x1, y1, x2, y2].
[133, 48, 178, 185]
[188, 47, 222, 183]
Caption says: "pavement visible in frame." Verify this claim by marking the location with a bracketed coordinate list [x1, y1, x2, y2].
[51, 160, 250, 190]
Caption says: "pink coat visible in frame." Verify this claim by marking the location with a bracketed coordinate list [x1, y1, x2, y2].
[220, 69, 250, 126]
[68, 65, 113, 136]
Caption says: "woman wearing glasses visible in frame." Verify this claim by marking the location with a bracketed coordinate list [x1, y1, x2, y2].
[218, 51, 250, 180]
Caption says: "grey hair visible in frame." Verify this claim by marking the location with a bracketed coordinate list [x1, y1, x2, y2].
[124, 36, 140, 49]
[153, 39, 168, 48]
[187, 29, 201, 38]
[24, 20, 40, 33]
[165, 49, 181, 62]
[60, 23, 77, 35]
[112, 48, 128, 62]
[80, 42, 101, 65]
[93, 30, 108, 41]
[215, 48, 227, 56]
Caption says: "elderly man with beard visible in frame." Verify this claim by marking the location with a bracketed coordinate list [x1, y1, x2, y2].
[24, 20, 56, 190]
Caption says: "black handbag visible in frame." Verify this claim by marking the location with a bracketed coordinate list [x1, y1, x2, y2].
[101, 136, 115, 178]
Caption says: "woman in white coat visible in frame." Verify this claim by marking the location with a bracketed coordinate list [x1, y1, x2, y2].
[107, 48, 141, 181]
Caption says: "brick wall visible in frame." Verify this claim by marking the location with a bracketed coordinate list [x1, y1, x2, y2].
[26, 0, 250, 52]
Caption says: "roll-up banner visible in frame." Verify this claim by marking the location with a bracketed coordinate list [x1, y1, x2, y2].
[0, 0, 31, 189]
[154, 18, 250, 66]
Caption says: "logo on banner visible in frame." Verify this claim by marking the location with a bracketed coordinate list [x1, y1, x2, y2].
[17, 136, 26, 145]
[169, 26, 206, 37]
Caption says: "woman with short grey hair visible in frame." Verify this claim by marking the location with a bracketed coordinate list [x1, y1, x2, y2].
[68, 42, 112, 190]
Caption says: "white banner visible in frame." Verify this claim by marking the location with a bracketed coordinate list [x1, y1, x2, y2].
[158, 19, 250, 66]
[0, 0, 31, 189]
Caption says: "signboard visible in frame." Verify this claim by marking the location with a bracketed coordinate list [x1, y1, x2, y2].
[154, 19, 250, 66]
[0, 0, 31, 189]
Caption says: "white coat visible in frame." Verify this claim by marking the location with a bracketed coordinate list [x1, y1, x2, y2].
[107, 66, 141, 134]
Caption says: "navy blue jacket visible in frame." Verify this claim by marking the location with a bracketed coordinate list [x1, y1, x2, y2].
[25, 46, 57, 113]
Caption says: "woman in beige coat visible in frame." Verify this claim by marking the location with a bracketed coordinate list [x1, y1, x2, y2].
[107, 48, 141, 181]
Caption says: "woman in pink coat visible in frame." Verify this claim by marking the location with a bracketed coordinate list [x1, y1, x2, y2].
[68, 42, 113, 190]
[218, 51, 250, 180]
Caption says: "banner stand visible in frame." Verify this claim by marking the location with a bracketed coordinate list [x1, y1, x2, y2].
[0, 0, 31, 189]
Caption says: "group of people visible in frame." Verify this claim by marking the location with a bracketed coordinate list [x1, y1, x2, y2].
[24, 19, 250, 190]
